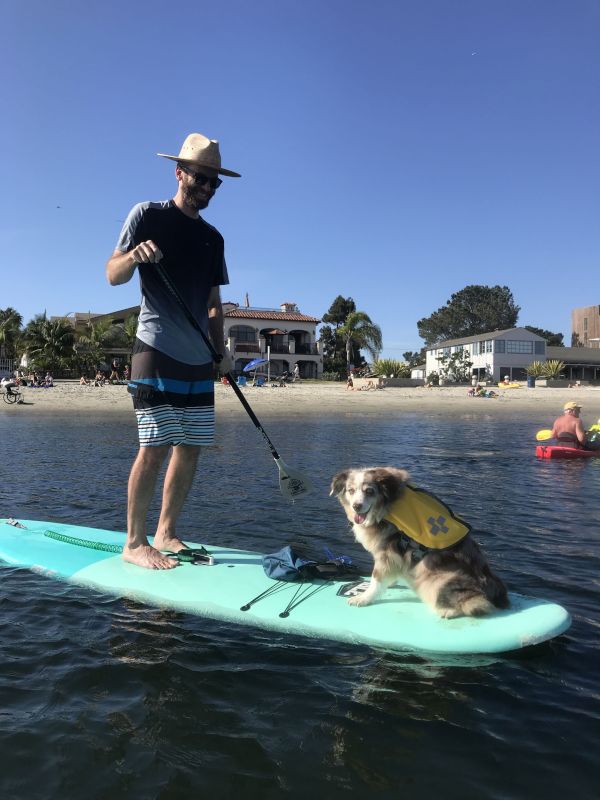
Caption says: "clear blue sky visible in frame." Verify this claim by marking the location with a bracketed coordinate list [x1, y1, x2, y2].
[1, 0, 598, 357]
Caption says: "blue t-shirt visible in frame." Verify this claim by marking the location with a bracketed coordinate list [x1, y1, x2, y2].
[116, 200, 229, 365]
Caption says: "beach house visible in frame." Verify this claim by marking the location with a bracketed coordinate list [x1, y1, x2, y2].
[425, 327, 600, 383]
[425, 327, 547, 382]
[223, 301, 322, 379]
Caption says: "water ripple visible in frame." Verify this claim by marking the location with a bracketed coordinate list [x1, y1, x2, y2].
[0, 410, 599, 797]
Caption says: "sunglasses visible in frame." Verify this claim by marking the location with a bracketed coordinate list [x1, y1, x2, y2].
[179, 164, 222, 189]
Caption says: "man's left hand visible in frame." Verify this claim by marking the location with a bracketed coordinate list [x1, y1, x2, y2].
[217, 351, 233, 374]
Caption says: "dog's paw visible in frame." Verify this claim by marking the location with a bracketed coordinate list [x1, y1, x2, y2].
[438, 607, 461, 619]
[348, 594, 373, 607]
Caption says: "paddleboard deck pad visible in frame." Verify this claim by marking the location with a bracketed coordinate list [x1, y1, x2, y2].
[0, 519, 571, 655]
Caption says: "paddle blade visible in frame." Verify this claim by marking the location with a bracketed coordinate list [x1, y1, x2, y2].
[276, 459, 313, 499]
[536, 429, 553, 441]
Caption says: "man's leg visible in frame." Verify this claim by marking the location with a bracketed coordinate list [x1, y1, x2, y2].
[123, 444, 180, 570]
[153, 444, 201, 552]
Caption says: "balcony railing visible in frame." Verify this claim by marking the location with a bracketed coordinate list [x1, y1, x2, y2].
[234, 343, 260, 353]
[295, 343, 319, 355]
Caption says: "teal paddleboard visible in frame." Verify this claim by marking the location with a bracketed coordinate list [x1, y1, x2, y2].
[0, 519, 571, 655]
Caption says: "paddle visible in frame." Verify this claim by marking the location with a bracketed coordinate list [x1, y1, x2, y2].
[155, 264, 312, 500]
[536, 429, 553, 441]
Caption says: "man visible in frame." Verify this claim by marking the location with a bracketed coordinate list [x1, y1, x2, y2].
[106, 133, 239, 570]
[551, 401, 587, 448]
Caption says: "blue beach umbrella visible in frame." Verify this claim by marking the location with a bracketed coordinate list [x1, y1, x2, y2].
[243, 358, 269, 373]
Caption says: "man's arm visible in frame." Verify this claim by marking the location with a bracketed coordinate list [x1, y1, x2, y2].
[207, 286, 233, 372]
[105, 241, 163, 286]
[575, 418, 587, 446]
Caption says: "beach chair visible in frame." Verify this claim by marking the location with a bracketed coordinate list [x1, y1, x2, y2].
[252, 376, 265, 387]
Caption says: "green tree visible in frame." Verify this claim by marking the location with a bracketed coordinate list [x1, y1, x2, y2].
[524, 326, 564, 347]
[24, 314, 75, 372]
[338, 311, 383, 369]
[403, 349, 426, 367]
[0, 307, 23, 360]
[322, 296, 356, 328]
[320, 296, 356, 369]
[436, 349, 473, 382]
[417, 285, 520, 346]
[122, 314, 138, 356]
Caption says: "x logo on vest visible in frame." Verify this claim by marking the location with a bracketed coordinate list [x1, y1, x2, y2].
[427, 516, 449, 536]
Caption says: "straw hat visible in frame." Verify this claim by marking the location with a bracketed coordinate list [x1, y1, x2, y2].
[157, 133, 241, 177]
[564, 401, 582, 411]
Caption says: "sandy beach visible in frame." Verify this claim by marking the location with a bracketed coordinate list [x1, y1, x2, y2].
[3, 380, 600, 422]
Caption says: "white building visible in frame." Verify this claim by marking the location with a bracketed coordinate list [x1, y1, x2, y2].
[425, 327, 547, 382]
[224, 301, 322, 379]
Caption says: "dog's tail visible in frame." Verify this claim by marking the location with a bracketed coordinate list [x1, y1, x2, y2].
[483, 568, 510, 610]
[437, 570, 509, 618]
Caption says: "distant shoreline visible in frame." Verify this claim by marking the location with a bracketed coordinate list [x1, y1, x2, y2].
[3, 380, 600, 422]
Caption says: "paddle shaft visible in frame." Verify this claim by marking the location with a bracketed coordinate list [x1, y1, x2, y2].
[155, 264, 282, 461]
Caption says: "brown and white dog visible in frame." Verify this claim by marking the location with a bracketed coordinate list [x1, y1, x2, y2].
[330, 467, 509, 618]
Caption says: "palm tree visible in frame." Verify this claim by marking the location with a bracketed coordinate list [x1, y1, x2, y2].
[338, 311, 383, 369]
[24, 314, 75, 372]
[0, 307, 23, 360]
[122, 314, 138, 357]
[74, 318, 114, 373]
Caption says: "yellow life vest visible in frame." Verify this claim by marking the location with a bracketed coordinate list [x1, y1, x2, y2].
[384, 485, 471, 549]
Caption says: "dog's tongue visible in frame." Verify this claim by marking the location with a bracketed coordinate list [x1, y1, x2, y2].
[354, 512, 366, 524]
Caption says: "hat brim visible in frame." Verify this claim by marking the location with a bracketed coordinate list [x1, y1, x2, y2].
[157, 153, 241, 177]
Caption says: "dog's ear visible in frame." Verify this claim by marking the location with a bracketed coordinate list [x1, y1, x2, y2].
[330, 470, 350, 497]
[368, 467, 409, 502]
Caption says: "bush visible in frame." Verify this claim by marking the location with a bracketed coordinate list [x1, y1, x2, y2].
[526, 360, 546, 377]
[541, 359, 566, 379]
[373, 359, 411, 378]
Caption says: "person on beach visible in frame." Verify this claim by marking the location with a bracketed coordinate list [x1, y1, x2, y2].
[106, 132, 239, 570]
[551, 401, 587, 448]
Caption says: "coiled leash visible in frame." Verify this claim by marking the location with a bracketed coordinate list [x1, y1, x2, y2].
[42, 530, 214, 565]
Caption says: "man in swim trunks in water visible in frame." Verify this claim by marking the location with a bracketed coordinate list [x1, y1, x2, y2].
[106, 133, 239, 570]
[551, 401, 587, 448]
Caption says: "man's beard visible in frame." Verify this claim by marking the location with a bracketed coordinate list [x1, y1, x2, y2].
[182, 183, 210, 211]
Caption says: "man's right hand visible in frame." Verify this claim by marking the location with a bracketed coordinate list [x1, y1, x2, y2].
[131, 240, 163, 264]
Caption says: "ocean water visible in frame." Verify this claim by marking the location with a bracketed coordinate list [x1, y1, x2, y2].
[0, 406, 599, 799]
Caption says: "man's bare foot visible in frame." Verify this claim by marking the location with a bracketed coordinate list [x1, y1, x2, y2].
[122, 543, 180, 570]
[152, 532, 187, 554]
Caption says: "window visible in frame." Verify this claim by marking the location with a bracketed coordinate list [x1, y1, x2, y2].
[534, 341, 545, 355]
[485, 340, 493, 353]
[505, 340, 533, 354]
[495, 340, 505, 353]
[584, 317, 588, 331]
[229, 325, 256, 342]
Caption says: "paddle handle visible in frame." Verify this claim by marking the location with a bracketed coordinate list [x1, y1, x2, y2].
[155, 264, 281, 461]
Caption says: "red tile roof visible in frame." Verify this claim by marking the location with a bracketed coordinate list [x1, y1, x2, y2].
[225, 309, 321, 323]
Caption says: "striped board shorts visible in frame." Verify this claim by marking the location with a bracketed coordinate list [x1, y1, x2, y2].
[130, 339, 215, 447]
